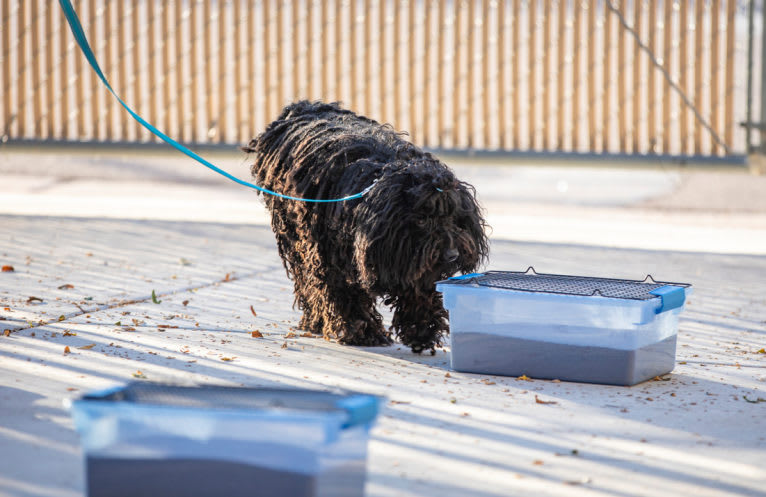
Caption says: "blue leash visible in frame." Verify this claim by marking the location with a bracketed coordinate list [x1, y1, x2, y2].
[58, 0, 370, 203]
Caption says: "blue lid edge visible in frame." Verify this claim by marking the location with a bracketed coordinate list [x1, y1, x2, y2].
[649, 285, 686, 314]
[448, 272, 484, 281]
[336, 394, 381, 429]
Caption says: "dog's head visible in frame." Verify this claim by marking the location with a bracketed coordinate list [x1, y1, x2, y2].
[352, 157, 489, 293]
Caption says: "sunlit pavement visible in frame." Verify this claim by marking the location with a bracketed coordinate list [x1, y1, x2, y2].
[1, 147, 764, 496]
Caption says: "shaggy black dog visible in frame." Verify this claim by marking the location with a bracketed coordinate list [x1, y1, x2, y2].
[243, 101, 488, 353]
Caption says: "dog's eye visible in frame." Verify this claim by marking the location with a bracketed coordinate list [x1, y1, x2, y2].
[416, 219, 427, 228]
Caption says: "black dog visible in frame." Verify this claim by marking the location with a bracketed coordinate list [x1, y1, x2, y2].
[244, 101, 488, 353]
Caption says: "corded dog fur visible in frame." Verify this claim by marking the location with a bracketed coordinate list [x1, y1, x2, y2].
[243, 101, 488, 353]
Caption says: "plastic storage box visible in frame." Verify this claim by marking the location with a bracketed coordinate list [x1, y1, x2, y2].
[69, 382, 380, 497]
[436, 268, 691, 385]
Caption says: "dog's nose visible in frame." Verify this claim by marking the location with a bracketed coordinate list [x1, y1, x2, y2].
[443, 248, 459, 263]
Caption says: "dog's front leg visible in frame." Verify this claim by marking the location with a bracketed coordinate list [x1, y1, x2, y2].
[305, 281, 391, 346]
[390, 290, 449, 354]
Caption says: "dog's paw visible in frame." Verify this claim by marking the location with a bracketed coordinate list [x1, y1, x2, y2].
[338, 319, 392, 346]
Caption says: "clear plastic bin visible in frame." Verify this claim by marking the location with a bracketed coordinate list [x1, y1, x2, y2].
[68, 383, 380, 497]
[437, 269, 691, 385]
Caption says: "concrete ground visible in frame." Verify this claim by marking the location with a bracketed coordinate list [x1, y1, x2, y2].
[1, 146, 765, 496]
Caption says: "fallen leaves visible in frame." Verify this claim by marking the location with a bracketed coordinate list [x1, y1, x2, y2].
[57, 284, 74, 290]
[220, 357, 234, 362]
[284, 332, 297, 339]
[151, 290, 162, 304]
[534, 395, 558, 405]
[756, 348, 766, 354]
[299, 332, 315, 338]
[743, 395, 766, 404]
[63, 346, 71, 354]
[26, 296, 43, 303]
[1, 265, 14, 272]
[516, 374, 533, 381]
[3, 330, 10, 337]
[77, 344, 96, 350]
[132, 370, 147, 379]
[389, 400, 411, 405]
[251, 330, 263, 338]
[250, 305, 257, 317]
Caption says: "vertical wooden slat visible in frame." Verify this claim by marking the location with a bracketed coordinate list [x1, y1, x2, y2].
[61, 2, 71, 140]
[31, 0, 42, 137]
[218, 0, 227, 142]
[192, 0, 202, 142]
[235, 0, 245, 142]
[648, 0, 657, 152]
[632, 0, 642, 153]
[178, 0, 187, 142]
[308, 0, 315, 99]
[723, 0, 736, 152]
[2, 0, 12, 139]
[603, 0, 612, 153]
[131, 1, 141, 141]
[556, 0, 566, 151]
[572, 0, 582, 152]
[678, 0, 688, 154]
[409, 0, 417, 141]
[379, 0, 387, 120]
[365, 0, 373, 117]
[162, 3, 172, 137]
[452, 0, 461, 146]
[104, 1, 113, 140]
[248, 0, 257, 135]
[527, 0, 538, 150]
[350, 0, 358, 109]
[587, 0, 597, 151]
[336, 0, 343, 103]
[542, 0, 550, 150]
[467, 0, 475, 148]
[693, 0, 704, 154]
[147, 0, 157, 141]
[512, 0, 520, 149]
[276, 0, 284, 110]
[293, 0, 301, 101]
[117, 3, 129, 140]
[618, 0, 627, 152]
[88, 0, 99, 140]
[529, 0, 536, 150]
[205, 0, 215, 133]
[437, 0, 445, 146]
[263, 0, 273, 119]
[711, 0, 720, 155]
[498, 0, 507, 149]
[662, 0, 672, 154]
[46, 1, 56, 138]
[425, 0, 435, 145]
[321, 0, 329, 100]
[481, 0, 491, 149]
[18, 0, 27, 137]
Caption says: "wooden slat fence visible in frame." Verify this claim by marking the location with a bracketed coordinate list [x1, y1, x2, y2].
[0, 0, 757, 158]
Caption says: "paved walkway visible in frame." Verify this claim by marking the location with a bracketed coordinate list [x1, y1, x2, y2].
[1, 147, 765, 496]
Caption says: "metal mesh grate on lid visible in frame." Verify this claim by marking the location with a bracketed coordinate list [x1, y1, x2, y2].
[442, 267, 690, 301]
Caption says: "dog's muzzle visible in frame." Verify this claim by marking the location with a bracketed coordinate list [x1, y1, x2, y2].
[443, 248, 459, 263]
